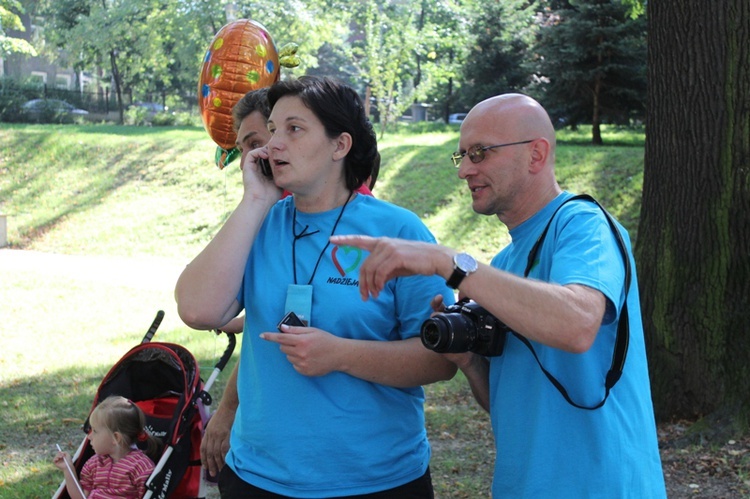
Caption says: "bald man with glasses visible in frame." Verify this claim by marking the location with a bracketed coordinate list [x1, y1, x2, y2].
[332, 93, 666, 498]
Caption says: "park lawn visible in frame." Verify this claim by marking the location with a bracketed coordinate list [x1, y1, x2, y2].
[0, 122, 643, 497]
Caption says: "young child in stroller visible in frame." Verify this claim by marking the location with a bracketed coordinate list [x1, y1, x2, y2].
[54, 395, 162, 498]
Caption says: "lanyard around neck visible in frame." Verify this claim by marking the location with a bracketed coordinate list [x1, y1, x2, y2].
[291, 192, 352, 285]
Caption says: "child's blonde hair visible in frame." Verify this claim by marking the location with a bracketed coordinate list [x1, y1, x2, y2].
[90, 395, 161, 462]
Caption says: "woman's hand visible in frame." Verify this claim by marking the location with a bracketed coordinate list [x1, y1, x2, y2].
[261, 326, 344, 377]
[240, 146, 282, 204]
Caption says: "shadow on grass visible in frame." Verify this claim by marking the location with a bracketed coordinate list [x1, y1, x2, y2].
[0, 127, 216, 250]
[377, 133, 643, 257]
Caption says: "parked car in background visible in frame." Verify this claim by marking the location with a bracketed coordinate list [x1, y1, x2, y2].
[21, 99, 89, 123]
[448, 113, 467, 124]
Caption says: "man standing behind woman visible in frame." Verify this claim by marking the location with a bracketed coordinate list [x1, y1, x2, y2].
[175, 76, 456, 498]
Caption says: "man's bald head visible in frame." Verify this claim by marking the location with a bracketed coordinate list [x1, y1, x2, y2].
[466, 93, 556, 153]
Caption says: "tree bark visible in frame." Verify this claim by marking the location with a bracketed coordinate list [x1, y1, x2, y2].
[592, 73, 602, 145]
[637, 0, 750, 424]
[110, 50, 124, 125]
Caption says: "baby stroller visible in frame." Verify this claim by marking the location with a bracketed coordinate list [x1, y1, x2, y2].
[53, 310, 236, 498]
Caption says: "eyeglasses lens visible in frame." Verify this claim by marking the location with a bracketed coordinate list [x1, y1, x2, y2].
[451, 146, 485, 167]
[467, 145, 485, 164]
[451, 152, 462, 167]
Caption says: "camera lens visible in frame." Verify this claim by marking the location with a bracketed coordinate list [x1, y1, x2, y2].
[421, 321, 445, 350]
[420, 314, 476, 353]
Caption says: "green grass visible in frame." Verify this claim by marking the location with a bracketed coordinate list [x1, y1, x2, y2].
[0, 122, 644, 497]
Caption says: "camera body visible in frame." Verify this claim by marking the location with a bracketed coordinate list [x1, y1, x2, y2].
[420, 299, 509, 357]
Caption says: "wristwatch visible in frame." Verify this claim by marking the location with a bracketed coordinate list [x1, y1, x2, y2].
[446, 252, 478, 289]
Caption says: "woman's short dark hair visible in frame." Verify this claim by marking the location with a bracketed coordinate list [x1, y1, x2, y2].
[267, 76, 380, 192]
[232, 88, 270, 132]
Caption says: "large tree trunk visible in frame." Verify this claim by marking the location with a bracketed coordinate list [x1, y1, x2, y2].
[637, 0, 750, 427]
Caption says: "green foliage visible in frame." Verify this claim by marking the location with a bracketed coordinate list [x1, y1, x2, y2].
[457, 0, 537, 108]
[0, 0, 37, 56]
[149, 111, 176, 126]
[123, 104, 151, 125]
[12, 0, 647, 134]
[0, 77, 32, 122]
[38, 0, 184, 121]
[169, 110, 202, 127]
[349, 0, 420, 132]
[531, 0, 647, 135]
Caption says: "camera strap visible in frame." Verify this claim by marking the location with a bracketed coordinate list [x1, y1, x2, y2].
[518, 194, 631, 410]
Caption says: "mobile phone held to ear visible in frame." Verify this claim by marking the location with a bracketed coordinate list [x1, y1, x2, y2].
[277, 311, 305, 332]
[258, 157, 273, 179]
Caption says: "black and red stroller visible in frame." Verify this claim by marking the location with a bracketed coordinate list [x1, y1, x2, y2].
[53, 311, 236, 498]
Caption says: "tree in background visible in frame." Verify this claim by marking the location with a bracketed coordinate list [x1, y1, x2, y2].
[139, 0, 226, 111]
[9, 0, 649, 133]
[1, 0, 37, 57]
[457, 0, 536, 112]
[39, 0, 178, 123]
[350, 0, 420, 133]
[171, 0, 346, 108]
[636, 0, 750, 435]
[531, 0, 646, 143]
[407, 0, 472, 123]
[347, 0, 473, 131]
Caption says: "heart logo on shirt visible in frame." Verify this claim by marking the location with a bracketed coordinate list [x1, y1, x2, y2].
[331, 245, 362, 276]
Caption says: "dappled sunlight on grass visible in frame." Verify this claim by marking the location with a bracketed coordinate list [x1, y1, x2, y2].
[1, 126, 240, 257]
[378, 133, 461, 217]
[0, 123, 645, 497]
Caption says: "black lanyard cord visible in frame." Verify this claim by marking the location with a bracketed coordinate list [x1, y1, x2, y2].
[292, 192, 353, 285]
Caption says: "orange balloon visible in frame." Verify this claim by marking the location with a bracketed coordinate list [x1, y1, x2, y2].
[198, 19, 280, 168]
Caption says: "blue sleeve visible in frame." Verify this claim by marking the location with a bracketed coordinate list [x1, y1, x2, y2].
[548, 203, 629, 325]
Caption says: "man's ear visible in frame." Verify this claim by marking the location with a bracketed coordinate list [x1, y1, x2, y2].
[529, 138, 551, 173]
[332, 133, 353, 161]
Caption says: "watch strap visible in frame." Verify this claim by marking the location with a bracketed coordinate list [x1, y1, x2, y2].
[446, 268, 466, 289]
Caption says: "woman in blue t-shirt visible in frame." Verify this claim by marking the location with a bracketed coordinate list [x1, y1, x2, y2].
[176, 76, 456, 498]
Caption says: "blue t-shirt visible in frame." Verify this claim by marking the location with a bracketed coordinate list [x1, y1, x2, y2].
[488, 192, 666, 498]
[225, 194, 455, 497]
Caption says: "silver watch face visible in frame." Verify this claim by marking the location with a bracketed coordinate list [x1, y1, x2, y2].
[455, 253, 478, 273]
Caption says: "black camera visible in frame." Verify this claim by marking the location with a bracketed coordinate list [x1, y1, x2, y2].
[420, 299, 510, 357]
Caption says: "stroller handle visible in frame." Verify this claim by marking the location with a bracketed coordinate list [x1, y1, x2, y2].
[202, 331, 237, 394]
[141, 310, 165, 343]
[216, 331, 237, 372]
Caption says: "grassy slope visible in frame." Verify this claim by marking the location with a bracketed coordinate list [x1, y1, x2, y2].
[0, 123, 644, 497]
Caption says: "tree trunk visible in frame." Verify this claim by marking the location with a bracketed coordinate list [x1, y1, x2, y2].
[637, 0, 750, 426]
[591, 42, 603, 145]
[591, 74, 603, 145]
[110, 50, 124, 125]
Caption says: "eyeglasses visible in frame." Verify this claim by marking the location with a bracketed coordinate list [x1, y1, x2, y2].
[451, 140, 535, 167]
